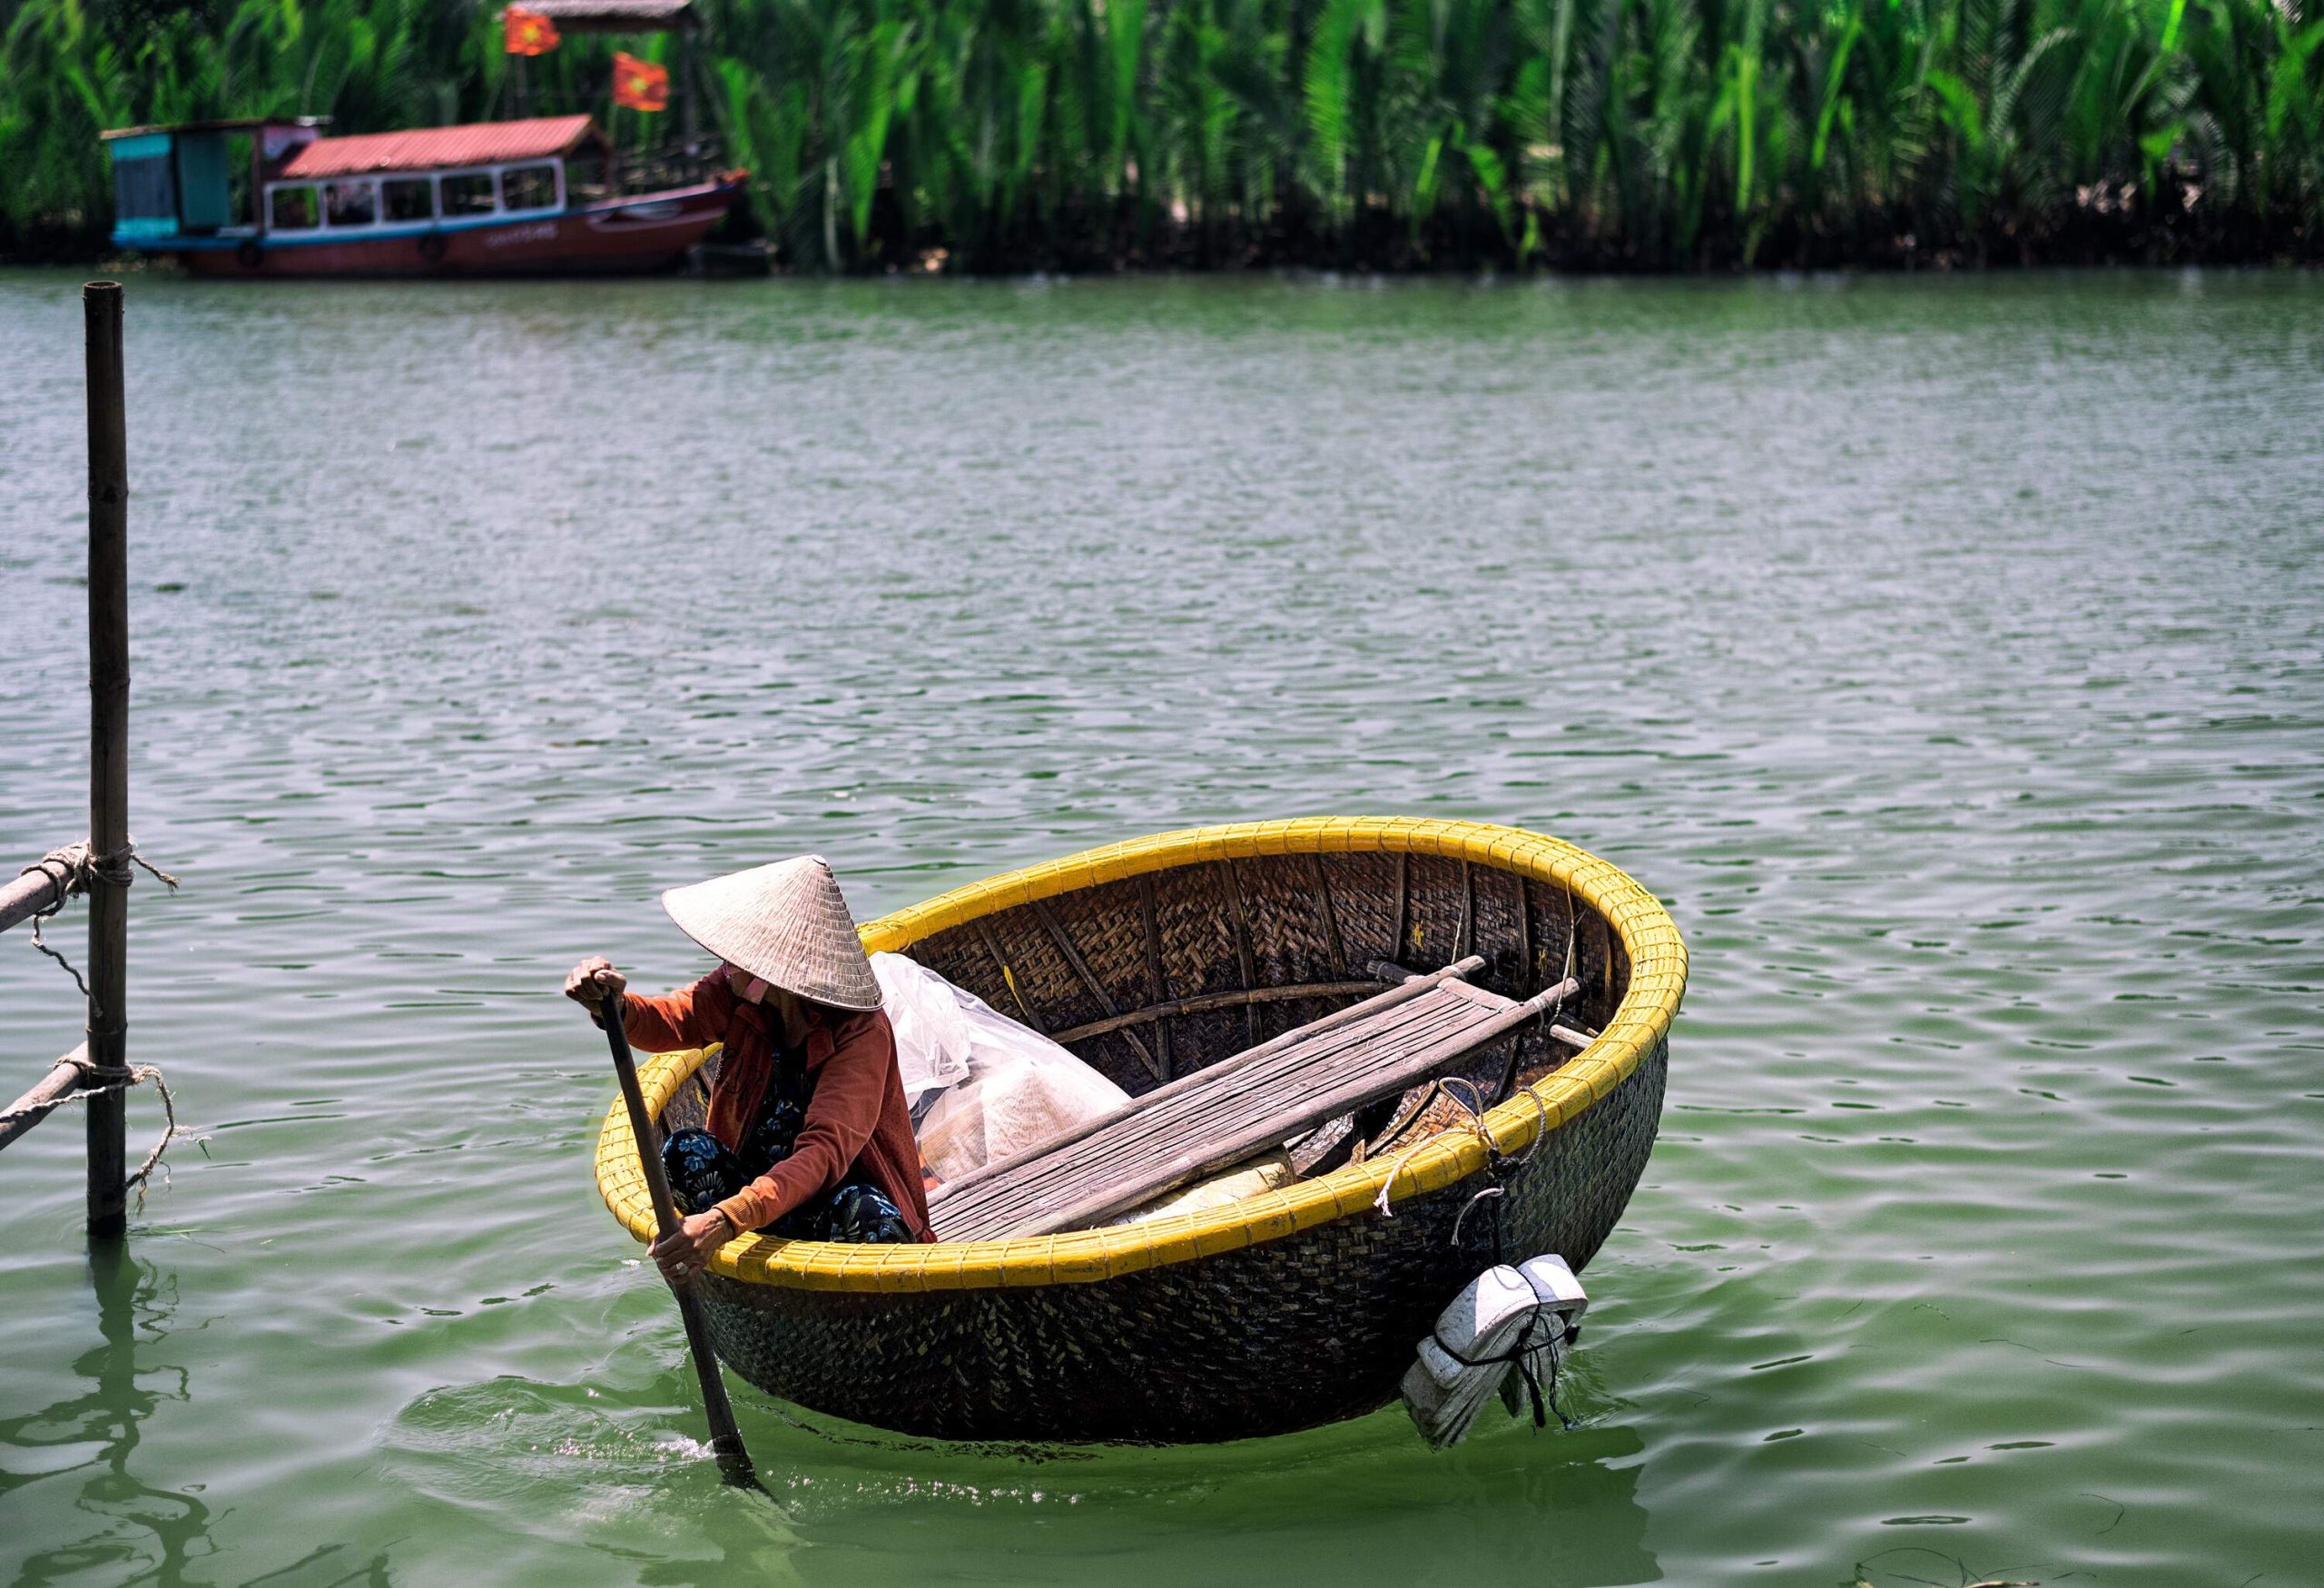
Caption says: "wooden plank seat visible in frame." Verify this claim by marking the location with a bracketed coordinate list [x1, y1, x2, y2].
[927, 956, 1583, 1241]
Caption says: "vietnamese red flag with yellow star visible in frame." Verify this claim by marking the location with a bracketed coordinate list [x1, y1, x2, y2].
[503, 6, 560, 55]
[611, 52, 669, 112]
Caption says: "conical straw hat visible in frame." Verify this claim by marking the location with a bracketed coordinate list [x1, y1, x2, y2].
[659, 855, 882, 1011]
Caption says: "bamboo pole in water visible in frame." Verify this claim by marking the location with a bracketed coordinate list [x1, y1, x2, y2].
[84, 281, 130, 1240]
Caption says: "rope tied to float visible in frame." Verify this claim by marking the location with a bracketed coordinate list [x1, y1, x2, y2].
[1373, 906, 1577, 1225]
[1370, 1075, 1548, 1238]
[1430, 1076, 1576, 1435]
[1450, 1080, 1551, 1267]
[17, 838, 179, 1000]
[1373, 1078, 1581, 1428]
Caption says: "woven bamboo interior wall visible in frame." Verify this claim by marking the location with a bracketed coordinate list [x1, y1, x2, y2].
[904, 849, 1624, 1102]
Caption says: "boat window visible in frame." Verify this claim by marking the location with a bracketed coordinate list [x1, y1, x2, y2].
[381, 177, 434, 222]
[440, 173, 497, 217]
[269, 185, 319, 231]
[565, 148, 607, 201]
[324, 181, 378, 228]
[501, 163, 558, 212]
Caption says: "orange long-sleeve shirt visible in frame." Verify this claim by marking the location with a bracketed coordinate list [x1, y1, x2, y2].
[620, 971, 933, 1241]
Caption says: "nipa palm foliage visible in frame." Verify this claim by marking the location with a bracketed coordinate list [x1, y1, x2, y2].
[4, 0, 2319, 266]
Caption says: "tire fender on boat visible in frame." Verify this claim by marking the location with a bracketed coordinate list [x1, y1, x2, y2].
[235, 239, 262, 271]
[418, 231, 448, 263]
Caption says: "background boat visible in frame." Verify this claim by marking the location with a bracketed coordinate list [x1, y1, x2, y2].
[102, 113, 741, 278]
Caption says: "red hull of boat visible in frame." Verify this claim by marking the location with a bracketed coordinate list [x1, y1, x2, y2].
[176, 181, 742, 278]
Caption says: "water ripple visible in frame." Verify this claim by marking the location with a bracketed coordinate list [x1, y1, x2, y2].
[2, 269, 2319, 1587]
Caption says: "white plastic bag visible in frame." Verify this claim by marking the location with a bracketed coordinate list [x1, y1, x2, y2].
[871, 952, 974, 1108]
[873, 956, 1128, 1185]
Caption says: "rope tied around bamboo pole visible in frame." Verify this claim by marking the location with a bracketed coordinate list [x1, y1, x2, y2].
[0, 1050, 192, 1207]
[16, 837, 179, 998]
[7, 833, 191, 1209]
[22, 837, 181, 893]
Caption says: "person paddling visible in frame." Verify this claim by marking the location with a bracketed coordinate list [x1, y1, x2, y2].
[565, 856, 933, 1285]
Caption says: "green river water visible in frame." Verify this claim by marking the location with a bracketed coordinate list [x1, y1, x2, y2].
[1, 268, 2319, 1588]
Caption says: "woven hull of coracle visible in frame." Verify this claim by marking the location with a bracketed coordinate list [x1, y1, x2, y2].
[595, 817, 1686, 1445]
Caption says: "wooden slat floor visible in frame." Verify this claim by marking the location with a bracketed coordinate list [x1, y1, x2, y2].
[930, 959, 1578, 1240]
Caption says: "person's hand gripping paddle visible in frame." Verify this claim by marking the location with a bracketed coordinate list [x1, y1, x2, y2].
[594, 978, 762, 1491]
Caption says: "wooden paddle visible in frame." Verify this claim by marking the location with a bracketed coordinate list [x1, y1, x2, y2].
[599, 991, 760, 1490]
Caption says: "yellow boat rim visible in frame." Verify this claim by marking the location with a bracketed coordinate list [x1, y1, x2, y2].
[593, 816, 1688, 1294]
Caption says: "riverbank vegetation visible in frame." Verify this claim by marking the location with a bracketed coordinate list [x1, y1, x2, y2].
[4, 0, 2319, 269]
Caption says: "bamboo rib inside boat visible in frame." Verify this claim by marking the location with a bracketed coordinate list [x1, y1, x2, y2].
[1217, 862, 1260, 1045]
[1031, 895, 1161, 1080]
[1049, 980, 1392, 1044]
[1135, 873, 1173, 1080]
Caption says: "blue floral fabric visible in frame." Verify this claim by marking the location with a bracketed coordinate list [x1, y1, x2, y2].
[659, 1040, 911, 1244]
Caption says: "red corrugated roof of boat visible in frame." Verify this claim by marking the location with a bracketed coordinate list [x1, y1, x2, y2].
[279, 115, 596, 179]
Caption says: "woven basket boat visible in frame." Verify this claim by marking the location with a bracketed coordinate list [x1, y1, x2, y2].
[594, 817, 1685, 1445]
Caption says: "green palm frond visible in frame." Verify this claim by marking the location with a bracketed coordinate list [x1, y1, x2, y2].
[5, 0, 2321, 263]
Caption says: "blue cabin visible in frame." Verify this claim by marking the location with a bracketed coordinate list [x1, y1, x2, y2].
[100, 118, 328, 248]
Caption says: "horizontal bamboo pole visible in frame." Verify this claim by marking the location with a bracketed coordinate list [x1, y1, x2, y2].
[0, 1044, 91, 1153]
[0, 856, 78, 938]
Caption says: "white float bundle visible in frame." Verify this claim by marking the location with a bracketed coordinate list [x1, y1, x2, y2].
[1401, 1255, 1589, 1449]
